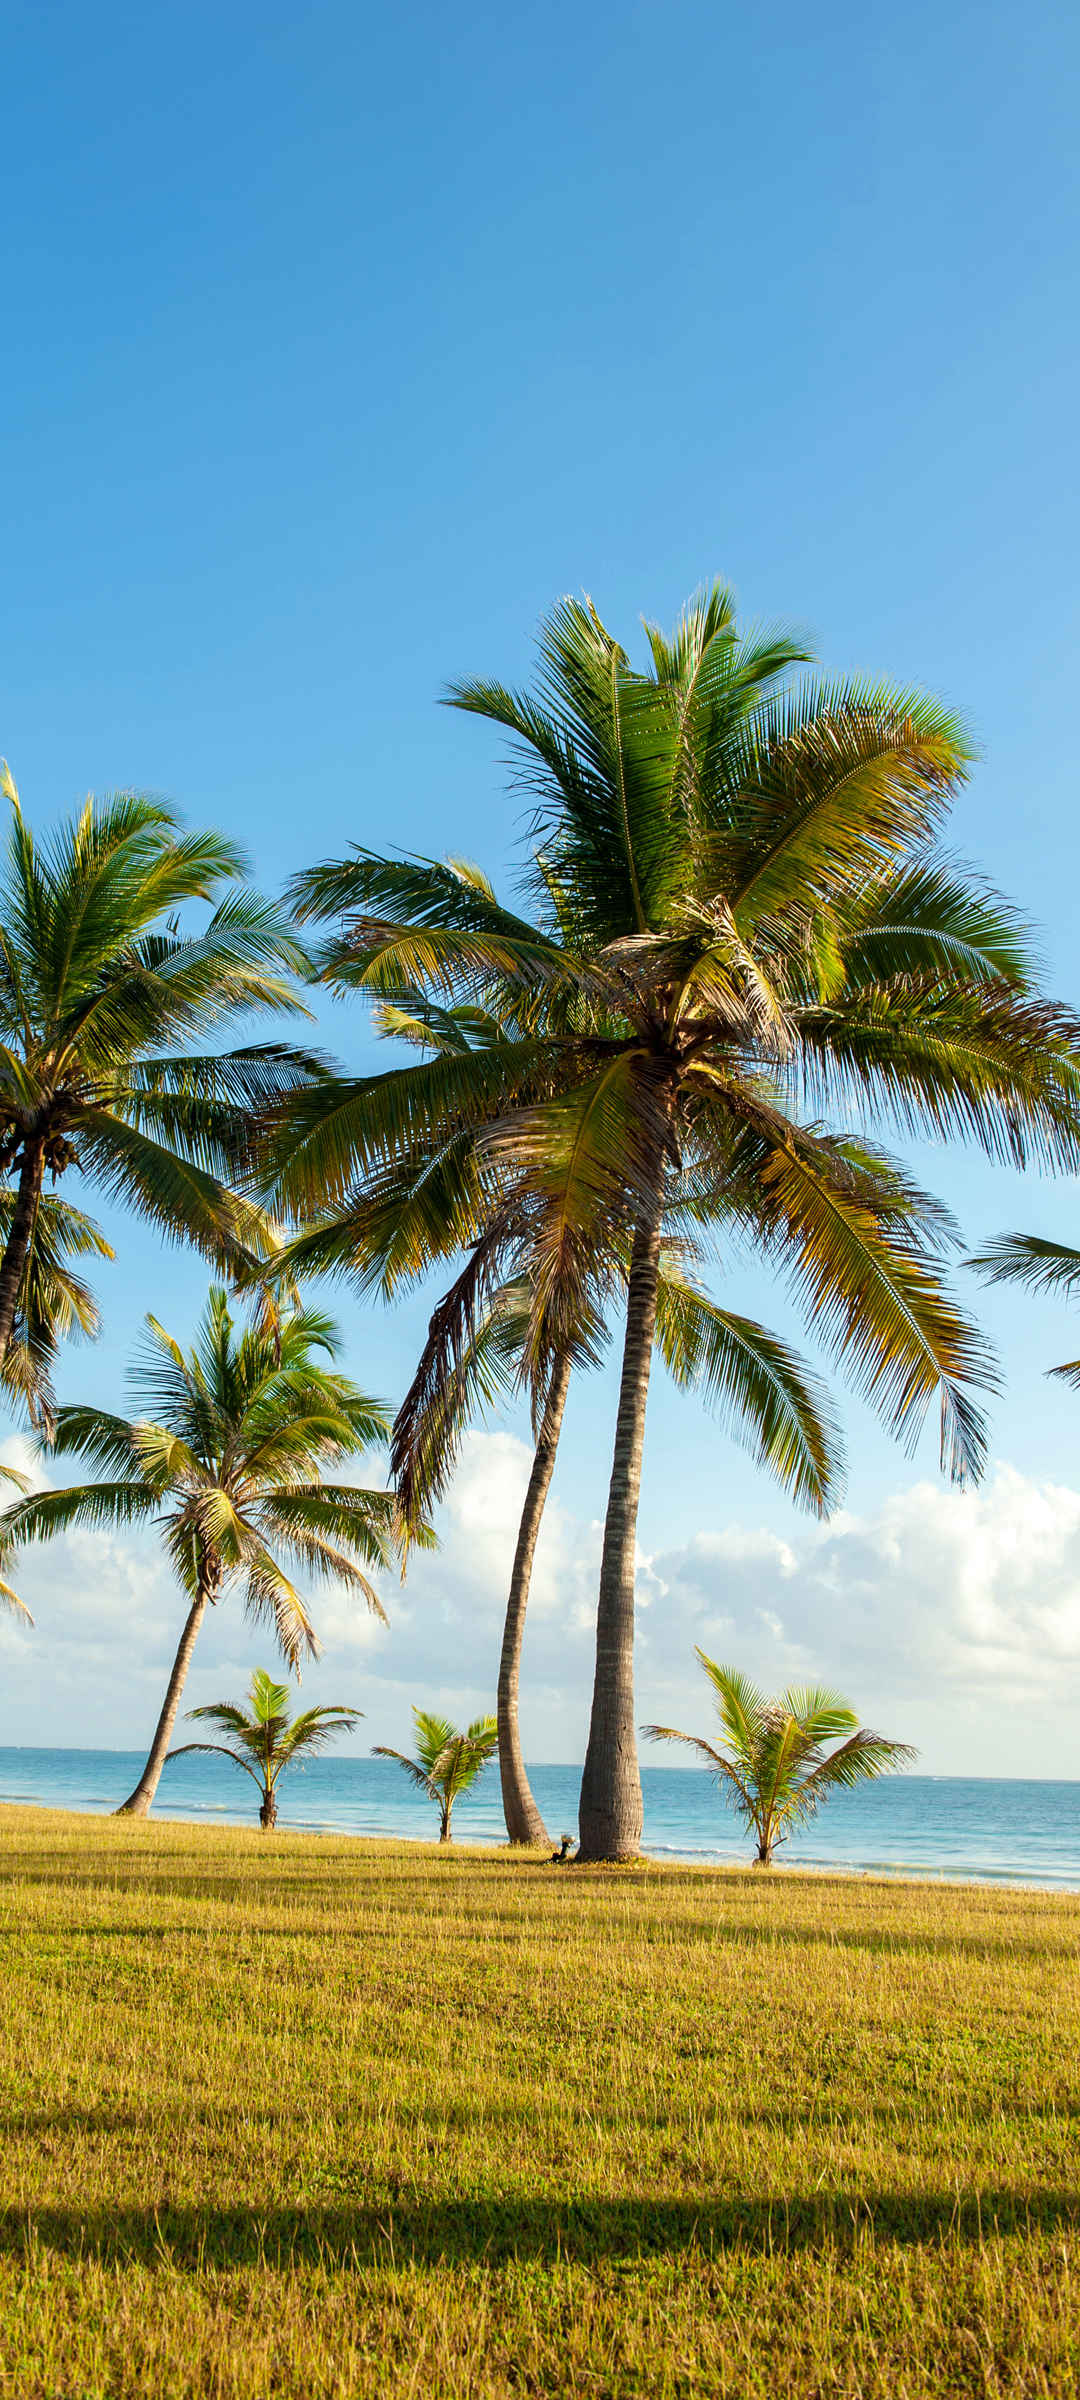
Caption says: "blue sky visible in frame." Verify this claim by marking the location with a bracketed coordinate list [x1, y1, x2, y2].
[2, 0, 1080, 1771]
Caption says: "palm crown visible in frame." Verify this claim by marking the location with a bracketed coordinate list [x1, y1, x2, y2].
[167, 1668, 362, 1829]
[646, 1651, 916, 1865]
[0, 771, 326, 1372]
[0, 1286, 404, 1813]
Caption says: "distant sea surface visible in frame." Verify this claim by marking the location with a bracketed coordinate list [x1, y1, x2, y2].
[2, 1749, 1080, 1889]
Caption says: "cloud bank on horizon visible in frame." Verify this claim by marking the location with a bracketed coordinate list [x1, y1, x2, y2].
[2, 1432, 1079, 1780]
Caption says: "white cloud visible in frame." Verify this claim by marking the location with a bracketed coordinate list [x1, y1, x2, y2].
[3, 1428, 1080, 1776]
[640, 1464, 1080, 1774]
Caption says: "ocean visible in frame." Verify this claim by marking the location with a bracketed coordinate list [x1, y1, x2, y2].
[1, 1747, 1079, 1887]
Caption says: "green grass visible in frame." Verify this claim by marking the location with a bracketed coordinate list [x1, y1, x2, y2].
[1, 1808, 1079, 2396]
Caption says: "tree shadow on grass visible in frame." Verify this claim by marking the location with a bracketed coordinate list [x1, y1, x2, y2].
[2, 2190, 1077, 2270]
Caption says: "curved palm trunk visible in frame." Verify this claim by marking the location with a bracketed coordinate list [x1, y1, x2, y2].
[498, 1351, 572, 1848]
[577, 1193, 664, 1863]
[0, 1143, 44, 1368]
[115, 1576, 215, 1817]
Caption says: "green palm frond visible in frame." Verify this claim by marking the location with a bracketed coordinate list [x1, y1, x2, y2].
[741, 1126, 995, 1484]
[969, 1231, 1080, 1390]
[797, 983, 1080, 1174]
[726, 679, 973, 936]
[693, 1656, 767, 1764]
[835, 855, 1036, 991]
[968, 1232, 1080, 1299]
[0, 1481, 160, 1543]
[653, 1275, 841, 1516]
[796, 1726, 917, 1804]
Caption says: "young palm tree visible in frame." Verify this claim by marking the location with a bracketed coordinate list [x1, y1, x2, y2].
[969, 1234, 1080, 1387]
[0, 1288, 404, 1815]
[270, 586, 1080, 1858]
[645, 1652, 915, 1865]
[374, 1709, 498, 1844]
[166, 1668, 361, 1829]
[0, 766, 323, 1371]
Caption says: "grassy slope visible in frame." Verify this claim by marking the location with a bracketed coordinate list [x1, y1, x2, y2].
[0, 1809, 1078, 2397]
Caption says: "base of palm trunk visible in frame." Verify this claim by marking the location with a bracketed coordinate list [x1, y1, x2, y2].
[114, 1790, 152, 1817]
[502, 1794, 550, 1848]
[574, 1844, 643, 1864]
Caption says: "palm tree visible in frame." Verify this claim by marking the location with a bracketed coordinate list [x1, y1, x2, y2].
[269, 586, 1080, 1859]
[0, 766, 323, 1372]
[0, 1288, 404, 1815]
[374, 1709, 498, 1843]
[391, 1251, 840, 1848]
[645, 1652, 915, 1865]
[166, 1668, 362, 1829]
[969, 1234, 1080, 1387]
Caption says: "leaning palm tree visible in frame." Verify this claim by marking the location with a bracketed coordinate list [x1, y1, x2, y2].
[969, 1234, 1080, 1387]
[0, 765, 324, 1372]
[269, 585, 1080, 1859]
[392, 1248, 841, 1848]
[646, 1652, 915, 1865]
[374, 1709, 498, 1844]
[0, 1288, 405, 1815]
[166, 1668, 362, 1829]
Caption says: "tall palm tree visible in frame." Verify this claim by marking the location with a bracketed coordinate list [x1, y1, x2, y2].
[166, 1668, 361, 1829]
[0, 1288, 405, 1815]
[256, 994, 840, 1849]
[969, 1234, 1080, 1387]
[646, 1652, 915, 1865]
[374, 1709, 498, 1844]
[269, 586, 1080, 1858]
[0, 766, 324, 1369]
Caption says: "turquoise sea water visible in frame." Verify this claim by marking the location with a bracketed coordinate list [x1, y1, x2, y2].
[2, 1748, 1080, 1888]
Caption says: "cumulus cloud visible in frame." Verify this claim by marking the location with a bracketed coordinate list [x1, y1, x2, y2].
[3, 1425, 1080, 1775]
[640, 1465, 1080, 1774]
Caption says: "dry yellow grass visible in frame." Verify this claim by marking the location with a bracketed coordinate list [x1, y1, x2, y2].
[0, 1803, 1078, 2396]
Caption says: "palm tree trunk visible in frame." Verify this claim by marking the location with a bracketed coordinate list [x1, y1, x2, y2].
[259, 1792, 277, 1830]
[498, 1351, 572, 1848]
[0, 1141, 44, 1368]
[439, 1800, 452, 1844]
[577, 1188, 664, 1863]
[115, 1578, 214, 1817]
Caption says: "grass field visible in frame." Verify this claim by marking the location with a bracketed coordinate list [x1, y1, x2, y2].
[1, 1807, 1078, 2397]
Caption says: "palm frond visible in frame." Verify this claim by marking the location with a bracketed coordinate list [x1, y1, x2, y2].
[968, 1232, 1080, 1299]
[653, 1275, 842, 1515]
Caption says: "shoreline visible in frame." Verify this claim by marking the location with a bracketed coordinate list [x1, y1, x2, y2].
[3, 1794, 1079, 1898]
